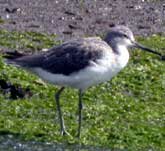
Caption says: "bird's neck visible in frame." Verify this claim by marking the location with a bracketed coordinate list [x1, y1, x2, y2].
[114, 44, 130, 68]
[104, 38, 130, 68]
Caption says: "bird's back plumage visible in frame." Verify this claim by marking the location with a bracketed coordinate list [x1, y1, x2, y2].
[5, 37, 113, 75]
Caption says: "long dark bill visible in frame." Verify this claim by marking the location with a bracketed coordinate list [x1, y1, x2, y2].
[133, 41, 165, 61]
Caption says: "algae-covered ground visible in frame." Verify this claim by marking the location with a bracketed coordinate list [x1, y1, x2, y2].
[0, 30, 165, 150]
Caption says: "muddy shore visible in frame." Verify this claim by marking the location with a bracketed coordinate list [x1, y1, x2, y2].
[0, 0, 165, 41]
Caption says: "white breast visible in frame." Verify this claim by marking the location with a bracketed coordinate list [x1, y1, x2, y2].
[74, 45, 129, 89]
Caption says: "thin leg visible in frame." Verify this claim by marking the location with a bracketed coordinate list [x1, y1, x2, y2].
[55, 87, 69, 135]
[77, 89, 83, 139]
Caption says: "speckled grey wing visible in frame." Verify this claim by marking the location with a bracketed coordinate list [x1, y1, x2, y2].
[12, 38, 110, 75]
[41, 38, 106, 75]
[8, 52, 45, 67]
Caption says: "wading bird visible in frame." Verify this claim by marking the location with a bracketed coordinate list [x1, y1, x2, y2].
[4, 25, 164, 138]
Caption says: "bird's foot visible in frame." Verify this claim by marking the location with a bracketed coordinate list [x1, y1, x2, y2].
[60, 129, 71, 136]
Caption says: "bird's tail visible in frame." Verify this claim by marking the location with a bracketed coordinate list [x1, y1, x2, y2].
[3, 50, 26, 65]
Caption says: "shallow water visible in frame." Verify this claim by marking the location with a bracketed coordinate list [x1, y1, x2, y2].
[0, 135, 111, 151]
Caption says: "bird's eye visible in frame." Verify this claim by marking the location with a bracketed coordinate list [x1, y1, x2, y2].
[123, 34, 128, 38]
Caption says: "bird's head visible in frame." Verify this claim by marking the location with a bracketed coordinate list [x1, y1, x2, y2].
[104, 25, 165, 60]
[104, 25, 135, 48]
